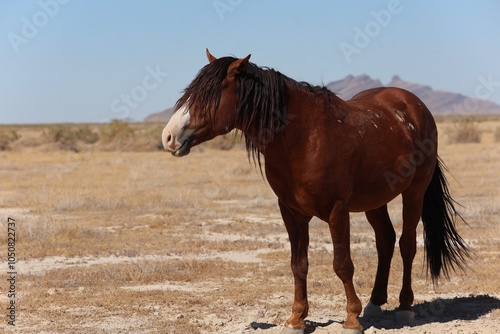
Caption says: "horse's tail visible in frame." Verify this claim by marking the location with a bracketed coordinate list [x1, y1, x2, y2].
[421, 158, 470, 282]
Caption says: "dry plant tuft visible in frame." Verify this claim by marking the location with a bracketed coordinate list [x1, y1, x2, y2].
[495, 126, 500, 142]
[100, 120, 136, 142]
[44, 124, 99, 151]
[0, 123, 246, 153]
[0, 126, 21, 150]
[448, 118, 482, 143]
[99, 120, 166, 151]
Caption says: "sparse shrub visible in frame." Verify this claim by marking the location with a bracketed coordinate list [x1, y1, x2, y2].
[45, 124, 77, 145]
[495, 126, 500, 142]
[44, 124, 99, 151]
[449, 118, 481, 143]
[0, 127, 20, 150]
[76, 126, 99, 144]
[143, 124, 166, 150]
[100, 120, 135, 142]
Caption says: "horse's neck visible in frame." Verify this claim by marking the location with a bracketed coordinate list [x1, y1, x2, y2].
[261, 85, 334, 159]
[241, 83, 345, 166]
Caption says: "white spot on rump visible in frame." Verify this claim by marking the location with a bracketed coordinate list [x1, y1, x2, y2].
[395, 110, 405, 123]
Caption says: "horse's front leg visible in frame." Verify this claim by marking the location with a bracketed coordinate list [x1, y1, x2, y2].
[279, 200, 312, 332]
[328, 201, 363, 333]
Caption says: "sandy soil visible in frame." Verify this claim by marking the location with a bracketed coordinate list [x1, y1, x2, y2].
[4, 210, 500, 334]
[14, 257, 500, 334]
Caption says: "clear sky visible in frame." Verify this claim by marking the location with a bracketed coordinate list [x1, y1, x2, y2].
[1, 0, 499, 124]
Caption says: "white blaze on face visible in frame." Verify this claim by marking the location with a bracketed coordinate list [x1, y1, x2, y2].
[162, 105, 192, 152]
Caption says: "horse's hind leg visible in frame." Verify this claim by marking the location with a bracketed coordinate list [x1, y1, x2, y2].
[364, 205, 396, 317]
[397, 192, 425, 324]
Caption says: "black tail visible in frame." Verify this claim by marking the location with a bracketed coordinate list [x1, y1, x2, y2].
[421, 158, 470, 282]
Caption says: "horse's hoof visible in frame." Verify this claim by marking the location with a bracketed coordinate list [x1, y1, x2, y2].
[281, 326, 305, 334]
[396, 310, 415, 325]
[363, 300, 383, 318]
[341, 328, 363, 334]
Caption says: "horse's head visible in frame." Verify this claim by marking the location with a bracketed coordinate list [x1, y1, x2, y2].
[162, 49, 251, 156]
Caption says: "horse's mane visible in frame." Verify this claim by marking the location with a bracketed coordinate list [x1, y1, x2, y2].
[175, 56, 330, 169]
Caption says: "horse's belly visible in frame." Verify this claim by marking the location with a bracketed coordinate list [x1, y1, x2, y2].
[348, 184, 406, 212]
[348, 160, 422, 212]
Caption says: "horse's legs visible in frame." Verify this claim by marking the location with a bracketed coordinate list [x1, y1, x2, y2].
[398, 193, 424, 321]
[279, 200, 312, 331]
[328, 201, 363, 332]
[364, 205, 396, 315]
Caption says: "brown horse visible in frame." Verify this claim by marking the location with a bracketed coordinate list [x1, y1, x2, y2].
[162, 50, 469, 333]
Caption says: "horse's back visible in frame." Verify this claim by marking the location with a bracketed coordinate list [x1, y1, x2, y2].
[350, 86, 431, 113]
[347, 86, 436, 139]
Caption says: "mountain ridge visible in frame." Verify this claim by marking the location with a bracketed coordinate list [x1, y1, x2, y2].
[326, 74, 500, 115]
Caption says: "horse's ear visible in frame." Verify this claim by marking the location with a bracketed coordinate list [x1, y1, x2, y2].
[206, 48, 217, 63]
[227, 54, 251, 78]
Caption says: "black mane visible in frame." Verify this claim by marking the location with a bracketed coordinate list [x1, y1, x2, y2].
[176, 57, 329, 168]
[175, 57, 236, 121]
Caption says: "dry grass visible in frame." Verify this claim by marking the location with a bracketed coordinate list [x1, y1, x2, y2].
[495, 126, 500, 142]
[448, 118, 482, 143]
[0, 118, 499, 333]
[0, 126, 20, 150]
[6, 122, 241, 153]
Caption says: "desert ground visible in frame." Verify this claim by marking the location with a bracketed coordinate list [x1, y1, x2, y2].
[0, 118, 499, 333]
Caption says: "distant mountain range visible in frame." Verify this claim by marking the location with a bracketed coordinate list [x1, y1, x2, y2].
[144, 107, 175, 123]
[145, 74, 500, 122]
[327, 74, 500, 115]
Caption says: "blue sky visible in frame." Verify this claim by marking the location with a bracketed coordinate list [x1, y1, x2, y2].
[1, 0, 499, 124]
